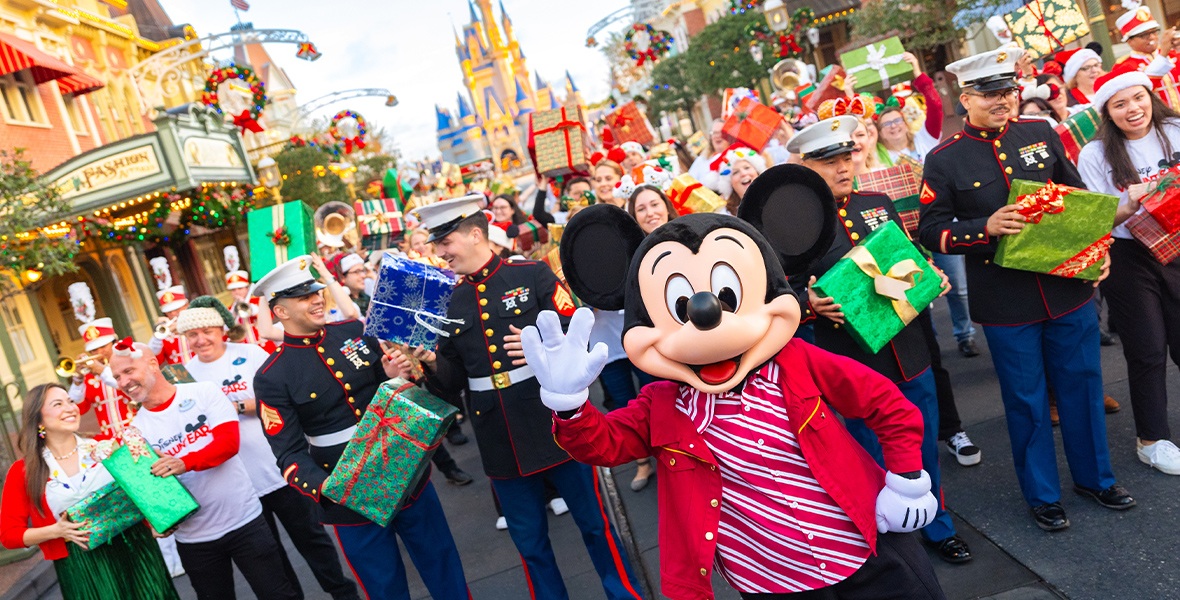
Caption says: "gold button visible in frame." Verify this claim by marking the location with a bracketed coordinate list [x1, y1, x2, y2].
[354, 409, 361, 416]
[999, 153, 1007, 160]
[981, 131, 987, 138]
[710, 465, 716, 471]
[323, 464, 330, 468]
[476, 410, 481, 415]
[310, 393, 317, 399]
[1005, 167, 1013, 174]
[478, 284, 486, 292]
[850, 233, 859, 240]
[294, 477, 299, 482]
[349, 397, 355, 403]
[345, 383, 351, 390]
[984, 259, 990, 264]
[480, 298, 488, 306]
[485, 328, 494, 336]
[336, 371, 343, 378]
[493, 361, 502, 369]
[995, 140, 1002, 148]
[514, 309, 521, 314]
[844, 220, 854, 227]
[700, 569, 707, 577]
[302, 483, 307, 488]
[839, 209, 847, 217]
[1038, 163, 1044, 169]
[318, 347, 324, 353]
[327, 358, 335, 365]
[834, 323, 840, 329]
[711, 499, 719, 507]
[979, 233, 985, 238]
[482, 312, 490, 320]
[482, 269, 489, 276]
[669, 458, 676, 466]
[489, 344, 498, 353]
[953, 236, 957, 241]
[304, 338, 311, 344]
[705, 532, 714, 540]
[973, 182, 980, 188]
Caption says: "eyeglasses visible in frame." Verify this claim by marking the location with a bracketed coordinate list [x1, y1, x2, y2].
[965, 89, 1020, 103]
[1078, 62, 1103, 74]
[879, 117, 906, 129]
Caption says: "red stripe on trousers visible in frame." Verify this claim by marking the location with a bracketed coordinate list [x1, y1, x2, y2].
[591, 467, 643, 600]
[331, 527, 371, 600]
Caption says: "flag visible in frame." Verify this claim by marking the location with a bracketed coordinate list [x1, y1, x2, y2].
[230, 0, 250, 11]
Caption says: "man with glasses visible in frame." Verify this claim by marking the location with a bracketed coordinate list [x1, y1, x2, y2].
[919, 47, 1133, 533]
[336, 253, 371, 316]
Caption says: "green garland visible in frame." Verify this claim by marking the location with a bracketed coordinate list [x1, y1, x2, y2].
[76, 186, 257, 246]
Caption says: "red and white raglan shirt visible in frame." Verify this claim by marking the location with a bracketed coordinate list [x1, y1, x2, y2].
[68, 370, 135, 440]
[234, 297, 279, 354]
[130, 381, 261, 544]
[149, 333, 194, 366]
[184, 343, 286, 498]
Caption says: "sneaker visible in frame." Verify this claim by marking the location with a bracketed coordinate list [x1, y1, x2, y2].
[945, 431, 982, 466]
[495, 516, 508, 530]
[549, 498, 569, 516]
[444, 467, 473, 486]
[1138, 439, 1180, 475]
[958, 339, 980, 358]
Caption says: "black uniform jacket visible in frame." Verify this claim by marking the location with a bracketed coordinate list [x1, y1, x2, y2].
[425, 253, 577, 479]
[255, 320, 427, 525]
[919, 118, 1093, 325]
[792, 190, 931, 383]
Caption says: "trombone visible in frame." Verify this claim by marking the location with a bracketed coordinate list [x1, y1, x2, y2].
[154, 318, 177, 340]
[56, 355, 101, 378]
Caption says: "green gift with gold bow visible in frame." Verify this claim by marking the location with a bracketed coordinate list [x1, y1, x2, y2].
[812, 221, 943, 353]
[993, 180, 1118, 280]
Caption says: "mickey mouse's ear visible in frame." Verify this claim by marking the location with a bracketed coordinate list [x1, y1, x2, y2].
[737, 164, 836, 276]
[559, 204, 645, 311]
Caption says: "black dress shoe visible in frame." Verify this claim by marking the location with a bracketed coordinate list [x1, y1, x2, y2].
[1100, 330, 1117, 346]
[928, 535, 973, 563]
[444, 467, 473, 486]
[446, 430, 469, 445]
[958, 339, 980, 357]
[1031, 502, 1070, 531]
[1074, 484, 1136, 510]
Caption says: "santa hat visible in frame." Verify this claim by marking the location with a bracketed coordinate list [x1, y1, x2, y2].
[1091, 62, 1153, 114]
[606, 147, 627, 164]
[157, 285, 188, 313]
[891, 82, 913, 98]
[338, 253, 365, 275]
[78, 317, 116, 352]
[225, 270, 250, 290]
[620, 141, 646, 156]
[1058, 48, 1102, 83]
[589, 151, 605, 166]
[715, 148, 768, 199]
[1117, 0, 1159, 41]
[176, 296, 235, 334]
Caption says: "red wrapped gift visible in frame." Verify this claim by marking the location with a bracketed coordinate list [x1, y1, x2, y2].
[721, 98, 782, 152]
[606, 101, 655, 146]
[1142, 172, 1180, 233]
[527, 106, 591, 176]
[1126, 210, 1180, 264]
[806, 65, 846, 111]
[354, 199, 404, 237]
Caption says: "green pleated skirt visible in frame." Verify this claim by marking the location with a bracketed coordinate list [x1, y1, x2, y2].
[53, 522, 179, 600]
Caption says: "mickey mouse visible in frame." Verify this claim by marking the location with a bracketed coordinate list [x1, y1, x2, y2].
[521, 165, 946, 600]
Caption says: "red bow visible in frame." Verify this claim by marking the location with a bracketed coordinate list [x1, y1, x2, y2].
[338, 385, 443, 501]
[113, 337, 135, 352]
[344, 137, 366, 154]
[232, 110, 264, 134]
[1015, 181, 1068, 223]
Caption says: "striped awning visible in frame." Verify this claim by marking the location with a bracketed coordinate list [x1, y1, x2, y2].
[57, 72, 104, 96]
[0, 32, 77, 84]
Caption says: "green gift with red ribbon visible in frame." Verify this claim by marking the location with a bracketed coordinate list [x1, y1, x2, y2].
[322, 380, 458, 526]
[994, 180, 1118, 280]
[64, 481, 144, 549]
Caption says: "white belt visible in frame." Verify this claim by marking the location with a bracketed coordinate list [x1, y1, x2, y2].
[306, 426, 357, 448]
[468, 365, 535, 392]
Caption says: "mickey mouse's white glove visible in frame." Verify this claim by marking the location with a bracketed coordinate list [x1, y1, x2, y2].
[520, 307, 609, 412]
[875, 470, 938, 534]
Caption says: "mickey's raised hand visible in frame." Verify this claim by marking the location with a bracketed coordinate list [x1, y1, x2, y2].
[521, 308, 609, 412]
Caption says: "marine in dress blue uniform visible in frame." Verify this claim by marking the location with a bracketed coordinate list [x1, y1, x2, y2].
[783, 116, 969, 562]
[918, 47, 1134, 530]
[413, 197, 643, 600]
[252, 256, 470, 600]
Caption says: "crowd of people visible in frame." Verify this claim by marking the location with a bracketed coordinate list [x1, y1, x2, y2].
[3, 2, 1180, 598]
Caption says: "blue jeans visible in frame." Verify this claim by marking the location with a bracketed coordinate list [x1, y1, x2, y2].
[844, 369, 956, 543]
[491, 461, 643, 600]
[333, 481, 468, 600]
[932, 253, 975, 343]
[598, 358, 655, 410]
[981, 300, 1116, 506]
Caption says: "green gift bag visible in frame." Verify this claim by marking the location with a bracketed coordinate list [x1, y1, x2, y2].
[839, 37, 912, 94]
[994, 180, 1118, 280]
[246, 201, 316, 281]
[812, 221, 943, 354]
[64, 482, 144, 549]
[103, 429, 199, 534]
[322, 379, 458, 526]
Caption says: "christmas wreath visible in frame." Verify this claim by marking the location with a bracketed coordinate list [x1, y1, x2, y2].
[329, 110, 368, 154]
[268, 226, 291, 247]
[201, 65, 267, 134]
[743, 6, 817, 60]
[624, 23, 673, 67]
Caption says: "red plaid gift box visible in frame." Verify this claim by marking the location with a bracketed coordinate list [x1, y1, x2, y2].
[1126, 210, 1180, 264]
[354, 199, 404, 237]
[606, 101, 655, 146]
[807, 65, 846, 111]
[721, 98, 782, 151]
[1142, 172, 1180, 233]
[854, 164, 922, 236]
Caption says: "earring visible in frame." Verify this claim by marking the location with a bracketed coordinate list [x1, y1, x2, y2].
[37, 425, 45, 439]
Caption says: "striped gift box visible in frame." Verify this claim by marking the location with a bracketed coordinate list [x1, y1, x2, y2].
[1055, 108, 1099, 164]
[854, 164, 922, 235]
[1126, 210, 1180, 264]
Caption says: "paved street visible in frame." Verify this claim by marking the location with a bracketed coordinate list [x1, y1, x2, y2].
[28, 300, 1180, 600]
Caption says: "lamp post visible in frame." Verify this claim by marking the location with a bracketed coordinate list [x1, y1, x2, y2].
[257, 156, 282, 204]
[764, 0, 789, 32]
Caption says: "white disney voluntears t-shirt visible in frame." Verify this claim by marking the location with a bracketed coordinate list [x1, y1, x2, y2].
[130, 381, 262, 544]
[184, 343, 286, 497]
[1078, 120, 1180, 240]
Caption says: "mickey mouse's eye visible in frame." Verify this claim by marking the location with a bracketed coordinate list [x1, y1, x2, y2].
[665, 275, 694, 325]
[711, 263, 742, 313]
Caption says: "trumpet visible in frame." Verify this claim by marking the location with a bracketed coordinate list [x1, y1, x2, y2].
[154, 318, 177, 340]
[56, 355, 100, 378]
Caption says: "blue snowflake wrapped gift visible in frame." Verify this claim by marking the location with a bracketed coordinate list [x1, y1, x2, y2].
[364, 254, 462, 351]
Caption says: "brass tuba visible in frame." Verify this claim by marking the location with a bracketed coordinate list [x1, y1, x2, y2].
[771, 58, 811, 93]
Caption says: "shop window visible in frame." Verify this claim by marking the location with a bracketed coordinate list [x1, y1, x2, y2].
[0, 72, 48, 125]
[64, 95, 87, 133]
[195, 241, 228, 295]
[1, 302, 36, 365]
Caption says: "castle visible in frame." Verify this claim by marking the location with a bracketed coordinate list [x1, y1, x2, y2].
[436, 0, 583, 170]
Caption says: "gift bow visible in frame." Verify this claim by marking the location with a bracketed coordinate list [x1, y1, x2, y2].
[357, 209, 402, 234]
[1015, 181, 1068, 223]
[117, 427, 153, 464]
[232, 110, 264, 135]
[344, 137, 366, 154]
[338, 384, 445, 501]
[846, 43, 906, 88]
[668, 180, 703, 214]
[847, 245, 924, 325]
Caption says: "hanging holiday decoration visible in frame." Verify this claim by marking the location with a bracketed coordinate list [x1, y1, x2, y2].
[330, 110, 368, 154]
[148, 257, 172, 290]
[295, 41, 322, 62]
[624, 23, 673, 67]
[68, 282, 96, 325]
[287, 135, 343, 156]
[223, 246, 241, 272]
[743, 7, 818, 60]
[201, 64, 268, 134]
[268, 226, 291, 246]
[72, 185, 257, 247]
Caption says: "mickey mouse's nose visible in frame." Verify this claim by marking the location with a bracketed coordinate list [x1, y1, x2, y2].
[687, 292, 723, 331]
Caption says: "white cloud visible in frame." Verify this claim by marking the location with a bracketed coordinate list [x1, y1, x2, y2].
[162, 0, 616, 162]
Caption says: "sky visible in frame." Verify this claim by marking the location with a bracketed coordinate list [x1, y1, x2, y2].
[163, 0, 623, 162]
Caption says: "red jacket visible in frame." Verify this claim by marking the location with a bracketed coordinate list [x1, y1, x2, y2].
[554, 339, 924, 600]
[1, 460, 67, 560]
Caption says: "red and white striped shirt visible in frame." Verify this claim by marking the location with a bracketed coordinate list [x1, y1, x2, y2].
[676, 360, 870, 593]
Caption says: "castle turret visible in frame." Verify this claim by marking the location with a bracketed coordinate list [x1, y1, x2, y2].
[476, 0, 502, 51]
[436, 106, 454, 131]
